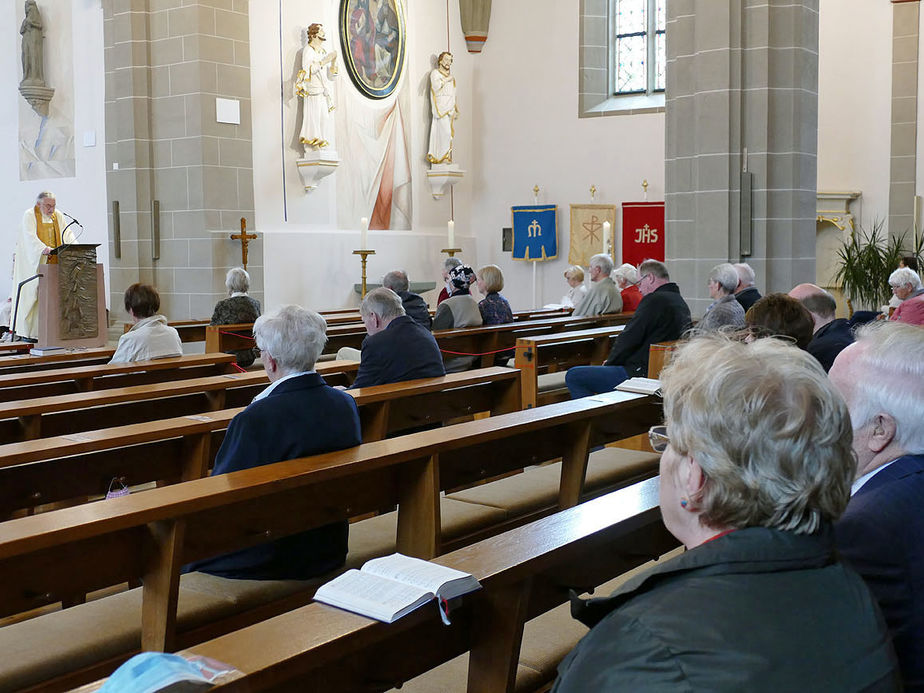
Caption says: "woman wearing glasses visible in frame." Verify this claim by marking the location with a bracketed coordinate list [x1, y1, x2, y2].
[554, 335, 898, 691]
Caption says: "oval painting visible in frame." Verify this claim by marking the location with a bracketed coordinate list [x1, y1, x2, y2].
[340, 0, 406, 99]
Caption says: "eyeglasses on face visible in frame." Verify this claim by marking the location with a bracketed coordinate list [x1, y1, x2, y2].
[648, 425, 670, 453]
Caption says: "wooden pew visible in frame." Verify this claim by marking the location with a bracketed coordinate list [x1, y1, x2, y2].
[434, 313, 633, 369]
[0, 347, 116, 375]
[0, 342, 34, 355]
[514, 325, 628, 409]
[0, 368, 521, 518]
[0, 392, 659, 692]
[0, 360, 358, 444]
[0, 353, 237, 402]
[647, 340, 681, 378]
[124, 320, 209, 344]
[180, 481, 676, 693]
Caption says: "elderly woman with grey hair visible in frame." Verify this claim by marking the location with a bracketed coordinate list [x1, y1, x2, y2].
[210, 267, 262, 367]
[554, 334, 899, 691]
[889, 266, 924, 326]
[699, 262, 745, 331]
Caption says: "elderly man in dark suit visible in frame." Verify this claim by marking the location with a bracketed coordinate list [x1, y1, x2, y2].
[350, 287, 444, 389]
[382, 269, 432, 329]
[789, 283, 854, 372]
[733, 262, 762, 312]
[831, 321, 924, 691]
[188, 304, 361, 581]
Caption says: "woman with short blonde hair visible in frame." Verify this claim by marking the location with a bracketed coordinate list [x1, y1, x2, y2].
[561, 265, 587, 308]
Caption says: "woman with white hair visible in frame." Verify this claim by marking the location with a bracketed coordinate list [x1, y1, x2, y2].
[553, 335, 899, 691]
[699, 262, 745, 331]
[889, 267, 924, 326]
[612, 263, 642, 311]
[210, 267, 262, 367]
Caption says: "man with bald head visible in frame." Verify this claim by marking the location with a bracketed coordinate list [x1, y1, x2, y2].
[789, 283, 854, 372]
[830, 322, 924, 690]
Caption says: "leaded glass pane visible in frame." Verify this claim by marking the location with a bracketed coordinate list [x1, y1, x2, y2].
[616, 0, 647, 36]
[656, 31, 666, 91]
[655, 0, 666, 31]
[616, 34, 647, 93]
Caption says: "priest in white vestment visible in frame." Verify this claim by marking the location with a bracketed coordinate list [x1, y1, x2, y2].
[295, 23, 338, 152]
[427, 52, 458, 165]
[10, 191, 76, 339]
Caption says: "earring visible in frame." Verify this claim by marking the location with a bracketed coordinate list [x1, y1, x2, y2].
[680, 498, 688, 508]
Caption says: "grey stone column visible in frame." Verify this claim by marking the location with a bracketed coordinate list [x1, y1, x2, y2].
[104, 0, 259, 322]
[665, 0, 819, 317]
[888, 0, 919, 239]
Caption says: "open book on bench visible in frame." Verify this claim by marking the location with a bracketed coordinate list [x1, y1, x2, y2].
[314, 553, 482, 624]
[615, 377, 662, 396]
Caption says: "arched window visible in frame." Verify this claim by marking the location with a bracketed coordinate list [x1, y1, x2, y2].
[613, 0, 666, 95]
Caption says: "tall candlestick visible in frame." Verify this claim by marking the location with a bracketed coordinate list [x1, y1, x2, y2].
[360, 217, 369, 249]
[447, 219, 455, 248]
[602, 220, 611, 254]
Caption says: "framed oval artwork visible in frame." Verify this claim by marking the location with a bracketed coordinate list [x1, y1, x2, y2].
[339, 0, 406, 99]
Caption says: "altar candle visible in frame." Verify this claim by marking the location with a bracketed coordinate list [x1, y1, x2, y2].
[448, 220, 455, 248]
[602, 221, 611, 253]
[361, 217, 369, 249]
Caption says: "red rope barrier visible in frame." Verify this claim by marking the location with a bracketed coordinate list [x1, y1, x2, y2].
[218, 329, 255, 342]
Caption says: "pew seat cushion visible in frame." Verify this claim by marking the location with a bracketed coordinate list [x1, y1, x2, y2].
[536, 371, 568, 393]
[445, 448, 660, 515]
[583, 447, 660, 492]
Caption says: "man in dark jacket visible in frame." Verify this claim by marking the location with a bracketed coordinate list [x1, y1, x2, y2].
[187, 305, 361, 580]
[789, 283, 854, 372]
[831, 322, 924, 690]
[383, 269, 432, 329]
[565, 259, 691, 398]
[350, 287, 445, 389]
[733, 262, 762, 311]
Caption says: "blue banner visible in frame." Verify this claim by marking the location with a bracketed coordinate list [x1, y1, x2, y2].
[511, 205, 558, 261]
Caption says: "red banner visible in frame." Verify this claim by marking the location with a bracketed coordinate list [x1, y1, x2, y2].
[621, 202, 665, 267]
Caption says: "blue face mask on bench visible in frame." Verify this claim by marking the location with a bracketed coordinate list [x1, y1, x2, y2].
[100, 651, 238, 692]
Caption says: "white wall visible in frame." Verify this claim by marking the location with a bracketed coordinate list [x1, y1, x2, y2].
[469, 2, 665, 310]
[253, 0, 478, 311]
[817, 0, 893, 230]
[0, 0, 108, 305]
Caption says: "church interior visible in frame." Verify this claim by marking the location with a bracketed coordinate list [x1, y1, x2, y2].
[0, 0, 921, 691]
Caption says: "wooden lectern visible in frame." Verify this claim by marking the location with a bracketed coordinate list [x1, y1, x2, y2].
[37, 244, 107, 349]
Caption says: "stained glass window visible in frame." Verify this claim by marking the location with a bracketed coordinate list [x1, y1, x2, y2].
[613, 0, 666, 96]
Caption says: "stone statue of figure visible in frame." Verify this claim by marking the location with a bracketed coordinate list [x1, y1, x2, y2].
[20, 0, 45, 87]
[427, 51, 459, 165]
[295, 23, 338, 152]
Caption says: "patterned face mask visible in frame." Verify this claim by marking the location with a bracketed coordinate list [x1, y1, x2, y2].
[106, 477, 130, 500]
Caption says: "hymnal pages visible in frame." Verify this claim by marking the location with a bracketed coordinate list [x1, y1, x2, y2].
[314, 553, 481, 624]
[615, 377, 662, 396]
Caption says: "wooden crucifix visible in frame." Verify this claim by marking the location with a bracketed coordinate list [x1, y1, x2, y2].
[230, 217, 257, 270]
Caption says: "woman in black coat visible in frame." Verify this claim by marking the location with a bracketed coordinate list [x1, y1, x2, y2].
[554, 334, 899, 692]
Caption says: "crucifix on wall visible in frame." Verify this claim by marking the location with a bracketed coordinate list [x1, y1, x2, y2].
[230, 217, 257, 270]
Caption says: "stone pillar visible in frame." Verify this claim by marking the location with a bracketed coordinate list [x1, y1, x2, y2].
[888, 0, 919, 239]
[104, 0, 259, 323]
[665, 0, 819, 317]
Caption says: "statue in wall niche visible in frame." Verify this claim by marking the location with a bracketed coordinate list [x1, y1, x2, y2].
[18, 0, 54, 116]
[426, 51, 458, 166]
[295, 23, 339, 152]
[20, 0, 45, 86]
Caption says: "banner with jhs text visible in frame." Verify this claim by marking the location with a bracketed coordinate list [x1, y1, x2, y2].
[621, 201, 665, 267]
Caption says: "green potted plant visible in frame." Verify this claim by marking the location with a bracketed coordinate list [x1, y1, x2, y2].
[832, 222, 922, 314]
